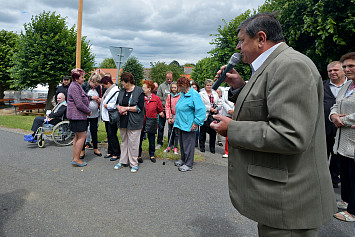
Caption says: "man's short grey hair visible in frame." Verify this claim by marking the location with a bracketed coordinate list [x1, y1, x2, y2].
[237, 12, 285, 43]
[327, 61, 341, 69]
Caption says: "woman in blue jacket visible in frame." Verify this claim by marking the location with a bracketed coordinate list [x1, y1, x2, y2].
[173, 77, 206, 172]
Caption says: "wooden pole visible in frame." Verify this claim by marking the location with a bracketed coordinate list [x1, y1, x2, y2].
[76, 0, 83, 69]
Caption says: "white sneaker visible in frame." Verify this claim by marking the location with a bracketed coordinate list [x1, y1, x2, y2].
[337, 201, 348, 209]
[222, 154, 228, 158]
[178, 165, 193, 172]
[156, 144, 162, 149]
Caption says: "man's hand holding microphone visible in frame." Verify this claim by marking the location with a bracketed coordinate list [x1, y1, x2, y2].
[210, 53, 244, 137]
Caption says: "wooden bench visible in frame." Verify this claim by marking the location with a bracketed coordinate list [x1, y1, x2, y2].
[12, 102, 46, 115]
[0, 98, 15, 107]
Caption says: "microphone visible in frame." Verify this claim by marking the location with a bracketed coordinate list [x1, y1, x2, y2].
[212, 53, 241, 90]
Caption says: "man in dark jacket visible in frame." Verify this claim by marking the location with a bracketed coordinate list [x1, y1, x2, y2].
[55, 76, 71, 103]
[323, 61, 347, 188]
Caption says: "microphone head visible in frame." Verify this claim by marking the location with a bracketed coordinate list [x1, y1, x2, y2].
[229, 53, 242, 66]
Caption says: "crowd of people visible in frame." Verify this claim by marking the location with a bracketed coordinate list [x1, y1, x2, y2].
[21, 12, 354, 235]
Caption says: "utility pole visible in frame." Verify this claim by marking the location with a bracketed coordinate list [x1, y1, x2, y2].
[76, 0, 83, 68]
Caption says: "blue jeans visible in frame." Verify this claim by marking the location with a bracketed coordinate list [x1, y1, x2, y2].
[139, 130, 156, 158]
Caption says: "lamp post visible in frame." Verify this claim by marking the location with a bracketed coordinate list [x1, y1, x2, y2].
[76, 0, 83, 69]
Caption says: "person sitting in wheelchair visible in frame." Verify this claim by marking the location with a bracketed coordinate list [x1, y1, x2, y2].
[24, 93, 67, 142]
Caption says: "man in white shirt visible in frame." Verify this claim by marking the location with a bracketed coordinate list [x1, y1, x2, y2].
[211, 13, 336, 236]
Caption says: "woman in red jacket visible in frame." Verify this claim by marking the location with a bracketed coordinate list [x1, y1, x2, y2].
[138, 80, 164, 163]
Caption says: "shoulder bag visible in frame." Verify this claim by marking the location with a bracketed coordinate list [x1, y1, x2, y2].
[106, 91, 119, 125]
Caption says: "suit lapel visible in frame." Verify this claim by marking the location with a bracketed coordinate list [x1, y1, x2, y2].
[233, 43, 290, 119]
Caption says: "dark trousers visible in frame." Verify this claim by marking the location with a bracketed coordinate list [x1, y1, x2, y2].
[139, 130, 155, 158]
[257, 223, 318, 237]
[31, 116, 46, 133]
[195, 126, 199, 146]
[167, 123, 179, 148]
[340, 155, 355, 215]
[157, 112, 166, 145]
[326, 135, 341, 184]
[87, 117, 99, 149]
[105, 121, 120, 157]
[179, 130, 195, 167]
[199, 121, 216, 151]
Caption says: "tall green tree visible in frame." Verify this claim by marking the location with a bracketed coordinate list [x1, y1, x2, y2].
[100, 57, 116, 68]
[198, 10, 253, 81]
[0, 30, 18, 102]
[267, 0, 355, 78]
[149, 61, 184, 85]
[122, 56, 144, 86]
[190, 57, 220, 86]
[10, 11, 95, 109]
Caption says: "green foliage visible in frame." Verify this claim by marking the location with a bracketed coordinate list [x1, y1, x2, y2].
[100, 57, 116, 68]
[190, 57, 219, 87]
[149, 61, 184, 84]
[122, 56, 145, 86]
[169, 60, 181, 67]
[10, 11, 95, 108]
[194, 0, 355, 82]
[0, 30, 18, 98]
[194, 10, 254, 81]
[268, 0, 355, 78]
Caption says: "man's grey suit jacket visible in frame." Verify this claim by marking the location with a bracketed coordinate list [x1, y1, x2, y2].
[227, 42, 337, 229]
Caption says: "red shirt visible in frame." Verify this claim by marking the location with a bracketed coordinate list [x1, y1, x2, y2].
[144, 93, 163, 119]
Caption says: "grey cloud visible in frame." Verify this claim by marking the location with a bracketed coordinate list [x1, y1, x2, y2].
[0, 0, 266, 67]
[0, 10, 22, 24]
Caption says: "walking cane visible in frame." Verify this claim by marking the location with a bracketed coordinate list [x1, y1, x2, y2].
[163, 127, 174, 165]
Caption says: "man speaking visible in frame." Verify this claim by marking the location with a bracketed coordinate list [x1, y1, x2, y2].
[211, 13, 336, 236]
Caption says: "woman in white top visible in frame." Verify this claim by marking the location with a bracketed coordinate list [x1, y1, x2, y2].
[330, 52, 355, 222]
[100, 75, 120, 161]
[86, 74, 102, 157]
[198, 79, 221, 153]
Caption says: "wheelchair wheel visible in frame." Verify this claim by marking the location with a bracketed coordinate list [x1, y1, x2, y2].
[36, 127, 45, 148]
[52, 121, 75, 146]
[37, 134, 45, 148]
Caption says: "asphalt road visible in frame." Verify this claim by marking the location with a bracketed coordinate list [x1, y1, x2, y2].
[0, 127, 353, 237]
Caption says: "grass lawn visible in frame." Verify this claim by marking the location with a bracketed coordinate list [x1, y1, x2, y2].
[0, 114, 204, 161]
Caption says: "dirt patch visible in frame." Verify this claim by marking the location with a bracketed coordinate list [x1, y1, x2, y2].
[0, 107, 15, 115]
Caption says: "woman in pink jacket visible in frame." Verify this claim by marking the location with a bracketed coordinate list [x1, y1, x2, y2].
[165, 82, 181, 154]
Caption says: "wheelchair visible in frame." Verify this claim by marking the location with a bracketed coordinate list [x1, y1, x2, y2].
[35, 120, 75, 148]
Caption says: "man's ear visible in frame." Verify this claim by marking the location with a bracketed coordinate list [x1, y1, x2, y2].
[257, 31, 267, 48]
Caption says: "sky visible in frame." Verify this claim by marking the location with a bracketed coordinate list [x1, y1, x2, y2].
[1, 0, 265, 68]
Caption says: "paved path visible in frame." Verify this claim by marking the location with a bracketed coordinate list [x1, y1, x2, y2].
[0, 127, 353, 236]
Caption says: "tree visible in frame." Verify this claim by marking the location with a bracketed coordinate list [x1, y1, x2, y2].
[208, 10, 253, 80]
[10, 11, 95, 109]
[0, 30, 18, 102]
[183, 63, 195, 67]
[100, 57, 116, 68]
[267, 0, 355, 78]
[190, 57, 220, 86]
[149, 61, 184, 85]
[122, 56, 144, 86]
[169, 60, 181, 67]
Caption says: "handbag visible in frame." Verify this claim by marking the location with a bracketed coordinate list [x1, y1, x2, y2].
[108, 109, 119, 125]
[106, 91, 119, 125]
[206, 113, 216, 127]
[206, 103, 218, 127]
[144, 117, 158, 134]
